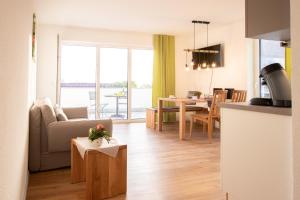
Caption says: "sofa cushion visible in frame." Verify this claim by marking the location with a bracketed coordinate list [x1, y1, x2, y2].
[54, 106, 68, 121]
[39, 98, 57, 126]
[63, 107, 88, 119]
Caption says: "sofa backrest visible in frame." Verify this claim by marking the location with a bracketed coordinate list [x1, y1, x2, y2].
[29, 103, 42, 172]
[39, 98, 57, 126]
[63, 107, 88, 119]
[29, 98, 57, 171]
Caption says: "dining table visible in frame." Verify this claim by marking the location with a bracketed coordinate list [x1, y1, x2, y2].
[157, 97, 208, 140]
[105, 94, 127, 118]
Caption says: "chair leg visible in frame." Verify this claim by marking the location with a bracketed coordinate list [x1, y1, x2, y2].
[208, 119, 213, 143]
[203, 122, 206, 134]
[189, 117, 194, 138]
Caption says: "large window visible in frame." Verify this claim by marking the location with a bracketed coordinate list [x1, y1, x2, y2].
[99, 48, 128, 119]
[131, 49, 153, 119]
[60, 44, 153, 121]
[259, 40, 285, 98]
[60, 45, 97, 119]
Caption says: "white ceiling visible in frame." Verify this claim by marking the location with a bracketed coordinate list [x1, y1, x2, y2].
[34, 0, 245, 35]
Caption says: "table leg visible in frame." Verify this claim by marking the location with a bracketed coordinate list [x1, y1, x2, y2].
[86, 148, 127, 200]
[179, 102, 186, 140]
[208, 117, 213, 143]
[71, 141, 86, 183]
[116, 96, 119, 116]
[157, 99, 163, 131]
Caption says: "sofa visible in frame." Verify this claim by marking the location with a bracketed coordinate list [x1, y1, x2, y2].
[29, 98, 112, 172]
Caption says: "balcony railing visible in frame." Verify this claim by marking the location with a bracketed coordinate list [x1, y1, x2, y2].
[60, 83, 151, 120]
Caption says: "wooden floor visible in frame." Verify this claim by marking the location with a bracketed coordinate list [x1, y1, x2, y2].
[27, 123, 225, 200]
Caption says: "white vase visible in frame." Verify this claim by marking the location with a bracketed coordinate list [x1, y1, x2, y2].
[90, 138, 103, 147]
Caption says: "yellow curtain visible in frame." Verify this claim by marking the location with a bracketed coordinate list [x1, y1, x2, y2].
[285, 48, 292, 80]
[152, 35, 176, 122]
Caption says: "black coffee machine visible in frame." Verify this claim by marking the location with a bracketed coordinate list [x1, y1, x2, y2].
[250, 63, 292, 107]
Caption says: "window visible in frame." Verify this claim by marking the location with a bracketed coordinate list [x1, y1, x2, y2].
[60, 44, 153, 121]
[259, 40, 285, 98]
[131, 49, 153, 119]
[60, 45, 97, 119]
[99, 48, 128, 119]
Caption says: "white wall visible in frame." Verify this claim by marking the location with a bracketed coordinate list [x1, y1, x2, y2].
[36, 24, 152, 104]
[291, 0, 300, 199]
[0, 0, 35, 199]
[175, 21, 256, 98]
[37, 22, 257, 105]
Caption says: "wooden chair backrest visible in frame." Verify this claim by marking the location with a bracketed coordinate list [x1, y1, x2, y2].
[209, 90, 227, 118]
[231, 90, 247, 102]
[213, 88, 223, 95]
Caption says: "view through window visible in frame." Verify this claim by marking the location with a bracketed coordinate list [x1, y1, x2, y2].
[60, 45, 97, 119]
[60, 44, 153, 120]
[99, 48, 128, 119]
[131, 49, 153, 119]
[259, 40, 285, 98]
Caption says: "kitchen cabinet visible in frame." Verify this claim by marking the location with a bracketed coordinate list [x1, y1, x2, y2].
[220, 103, 292, 200]
[245, 0, 290, 41]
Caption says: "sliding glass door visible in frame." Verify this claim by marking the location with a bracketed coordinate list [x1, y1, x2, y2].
[60, 44, 152, 121]
[99, 48, 128, 120]
[60, 45, 97, 119]
[131, 49, 153, 119]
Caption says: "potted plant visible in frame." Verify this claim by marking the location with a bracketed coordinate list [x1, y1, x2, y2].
[88, 124, 111, 147]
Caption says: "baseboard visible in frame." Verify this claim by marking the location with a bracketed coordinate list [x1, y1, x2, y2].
[21, 170, 29, 200]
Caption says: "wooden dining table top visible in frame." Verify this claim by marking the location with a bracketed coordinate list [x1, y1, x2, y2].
[158, 97, 210, 103]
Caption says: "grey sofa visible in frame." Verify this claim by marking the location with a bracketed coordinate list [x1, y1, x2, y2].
[29, 98, 112, 172]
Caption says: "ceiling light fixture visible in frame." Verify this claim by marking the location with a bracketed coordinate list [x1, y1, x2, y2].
[190, 21, 196, 67]
[185, 51, 190, 71]
[197, 64, 201, 71]
[184, 20, 211, 71]
[184, 20, 217, 95]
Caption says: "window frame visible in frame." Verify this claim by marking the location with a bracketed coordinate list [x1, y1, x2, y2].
[57, 41, 153, 123]
[258, 39, 286, 98]
[259, 40, 262, 98]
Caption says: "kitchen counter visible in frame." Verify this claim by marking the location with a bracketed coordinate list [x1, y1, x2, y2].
[220, 102, 292, 200]
[220, 102, 291, 116]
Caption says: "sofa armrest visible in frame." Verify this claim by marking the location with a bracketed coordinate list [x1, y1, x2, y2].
[62, 107, 88, 119]
[47, 119, 112, 152]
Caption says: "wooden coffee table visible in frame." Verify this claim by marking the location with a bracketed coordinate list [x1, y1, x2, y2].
[71, 139, 127, 200]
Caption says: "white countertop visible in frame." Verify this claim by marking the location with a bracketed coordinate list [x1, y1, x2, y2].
[220, 102, 292, 116]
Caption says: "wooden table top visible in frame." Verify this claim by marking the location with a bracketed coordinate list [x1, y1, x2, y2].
[72, 138, 127, 151]
[158, 97, 208, 103]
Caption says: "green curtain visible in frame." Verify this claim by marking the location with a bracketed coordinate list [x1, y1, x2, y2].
[152, 35, 176, 122]
[285, 47, 292, 80]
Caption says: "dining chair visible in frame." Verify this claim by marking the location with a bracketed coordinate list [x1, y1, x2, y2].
[187, 91, 202, 99]
[224, 88, 234, 99]
[189, 90, 228, 143]
[207, 89, 223, 108]
[88, 91, 108, 118]
[186, 91, 202, 105]
[165, 91, 203, 109]
[231, 90, 247, 102]
[213, 88, 223, 94]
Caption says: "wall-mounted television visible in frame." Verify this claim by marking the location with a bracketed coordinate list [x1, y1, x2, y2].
[192, 44, 224, 70]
